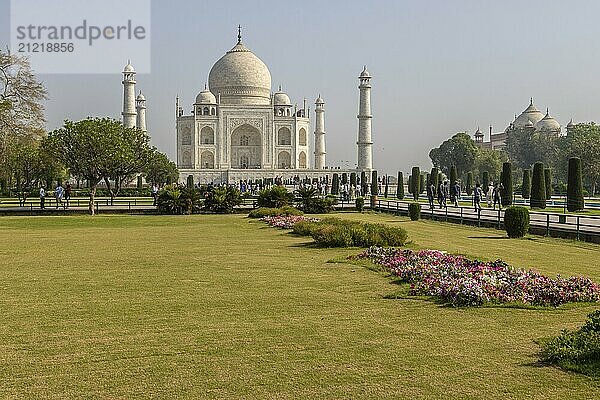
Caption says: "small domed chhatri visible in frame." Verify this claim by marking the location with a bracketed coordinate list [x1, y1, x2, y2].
[273, 87, 291, 106]
[195, 85, 217, 105]
[535, 108, 561, 133]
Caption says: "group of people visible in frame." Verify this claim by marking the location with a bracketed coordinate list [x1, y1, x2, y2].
[426, 179, 506, 212]
[39, 183, 72, 209]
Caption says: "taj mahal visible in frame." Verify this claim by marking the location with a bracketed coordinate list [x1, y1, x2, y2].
[119, 27, 374, 184]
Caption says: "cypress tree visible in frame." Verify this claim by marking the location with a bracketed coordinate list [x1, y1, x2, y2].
[419, 174, 426, 194]
[501, 162, 513, 206]
[371, 170, 378, 196]
[408, 175, 413, 194]
[567, 157, 585, 212]
[530, 162, 546, 209]
[450, 165, 458, 185]
[410, 166, 420, 200]
[384, 177, 389, 198]
[350, 172, 357, 187]
[430, 167, 439, 194]
[360, 171, 368, 195]
[544, 168, 552, 200]
[187, 175, 194, 189]
[396, 171, 404, 199]
[341, 173, 348, 185]
[481, 171, 489, 191]
[466, 172, 473, 196]
[522, 169, 531, 199]
[437, 172, 443, 187]
[332, 173, 339, 195]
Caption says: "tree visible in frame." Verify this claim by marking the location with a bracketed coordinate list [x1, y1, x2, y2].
[544, 168, 553, 200]
[408, 175, 413, 195]
[396, 171, 404, 199]
[103, 124, 152, 204]
[360, 171, 368, 195]
[530, 162, 546, 209]
[410, 166, 420, 200]
[449, 165, 458, 200]
[429, 132, 478, 177]
[371, 170, 378, 196]
[8, 137, 44, 205]
[45, 118, 142, 215]
[341, 172, 348, 185]
[473, 147, 506, 183]
[505, 128, 560, 172]
[419, 173, 426, 194]
[331, 173, 339, 195]
[561, 123, 600, 195]
[430, 167, 439, 194]
[144, 149, 178, 186]
[522, 169, 531, 199]
[481, 171, 489, 190]
[501, 162, 513, 206]
[0, 50, 47, 187]
[567, 157, 584, 212]
[350, 172, 357, 187]
[384, 177, 389, 198]
[466, 172, 473, 196]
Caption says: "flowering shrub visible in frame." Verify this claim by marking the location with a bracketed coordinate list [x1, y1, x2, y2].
[356, 247, 600, 307]
[261, 215, 320, 229]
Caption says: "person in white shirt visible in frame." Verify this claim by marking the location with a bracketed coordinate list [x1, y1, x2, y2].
[39, 186, 46, 209]
[487, 181, 494, 207]
[55, 184, 64, 209]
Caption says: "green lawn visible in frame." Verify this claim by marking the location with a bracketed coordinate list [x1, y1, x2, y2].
[1, 213, 599, 399]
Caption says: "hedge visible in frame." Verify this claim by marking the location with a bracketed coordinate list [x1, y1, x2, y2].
[522, 169, 531, 199]
[530, 162, 546, 209]
[504, 206, 530, 238]
[567, 157, 585, 212]
[501, 162, 512, 206]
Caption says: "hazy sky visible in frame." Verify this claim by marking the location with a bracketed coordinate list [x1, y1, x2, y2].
[2, 0, 600, 174]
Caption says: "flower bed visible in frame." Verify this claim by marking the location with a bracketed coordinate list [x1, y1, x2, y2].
[356, 247, 600, 307]
[260, 215, 320, 229]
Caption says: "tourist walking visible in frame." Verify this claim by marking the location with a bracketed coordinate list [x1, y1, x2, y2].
[487, 181, 494, 207]
[39, 186, 46, 209]
[453, 181, 460, 207]
[474, 183, 483, 211]
[152, 184, 159, 205]
[493, 182, 503, 210]
[427, 181, 435, 209]
[65, 183, 72, 208]
[55, 183, 64, 209]
[437, 181, 445, 208]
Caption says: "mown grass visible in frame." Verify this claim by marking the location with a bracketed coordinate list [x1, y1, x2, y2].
[0, 213, 599, 398]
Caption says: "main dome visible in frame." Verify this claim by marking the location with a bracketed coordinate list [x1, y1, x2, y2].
[208, 41, 272, 105]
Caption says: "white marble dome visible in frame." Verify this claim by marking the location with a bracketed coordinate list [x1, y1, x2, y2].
[273, 91, 291, 106]
[208, 41, 272, 105]
[195, 88, 216, 104]
[513, 99, 545, 128]
[535, 110, 561, 133]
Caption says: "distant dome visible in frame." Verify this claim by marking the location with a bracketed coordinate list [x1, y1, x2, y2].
[208, 40, 271, 105]
[535, 109, 561, 133]
[123, 62, 135, 72]
[273, 91, 291, 106]
[359, 65, 371, 78]
[513, 99, 545, 129]
[196, 88, 216, 104]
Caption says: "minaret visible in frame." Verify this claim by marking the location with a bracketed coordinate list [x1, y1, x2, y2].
[314, 95, 326, 169]
[357, 66, 373, 172]
[122, 61, 137, 128]
[135, 91, 146, 133]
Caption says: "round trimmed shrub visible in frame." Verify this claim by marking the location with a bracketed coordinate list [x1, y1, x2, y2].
[355, 196, 365, 212]
[504, 206, 530, 238]
[408, 202, 421, 221]
[567, 157, 585, 212]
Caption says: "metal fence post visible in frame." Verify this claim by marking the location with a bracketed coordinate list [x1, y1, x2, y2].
[497, 209, 501, 229]
[460, 207, 463, 224]
[546, 214, 550, 236]
[577, 216, 580, 241]
[478, 209, 481, 227]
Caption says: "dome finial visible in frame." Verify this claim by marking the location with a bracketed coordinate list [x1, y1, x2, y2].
[530, 97, 533, 105]
[546, 107, 549, 115]
[278, 84, 282, 91]
[204, 82, 207, 90]
[237, 25, 242, 44]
